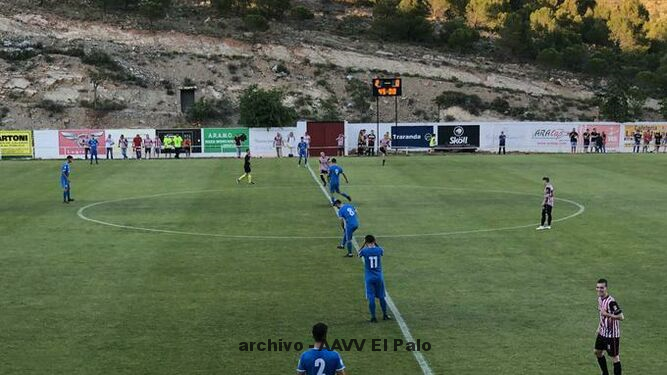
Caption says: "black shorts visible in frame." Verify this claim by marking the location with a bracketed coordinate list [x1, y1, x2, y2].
[379, 147, 386, 155]
[244, 166, 251, 173]
[145, 147, 151, 153]
[320, 170, 328, 175]
[595, 334, 620, 357]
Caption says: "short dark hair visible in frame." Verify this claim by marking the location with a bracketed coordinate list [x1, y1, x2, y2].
[542, 177, 550, 182]
[331, 158, 337, 163]
[364, 234, 376, 244]
[312, 322, 327, 342]
[66, 155, 73, 160]
[597, 278, 608, 286]
[333, 199, 342, 206]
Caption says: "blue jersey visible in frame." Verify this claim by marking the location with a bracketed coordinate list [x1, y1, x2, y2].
[61, 162, 70, 178]
[298, 141, 308, 154]
[338, 203, 358, 228]
[88, 138, 99, 150]
[297, 348, 345, 375]
[328, 165, 343, 185]
[359, 246, 384, 279]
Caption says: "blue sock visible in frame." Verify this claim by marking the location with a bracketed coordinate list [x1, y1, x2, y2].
[369, 299, 376, 319]
[63, 191, 67, 202]
[379, 298, 388, 315]
[66, 190, 71, 201]
[346, 240, 353, 253]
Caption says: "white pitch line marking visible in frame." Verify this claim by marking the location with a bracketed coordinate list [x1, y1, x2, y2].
[305, 163, 435, 375]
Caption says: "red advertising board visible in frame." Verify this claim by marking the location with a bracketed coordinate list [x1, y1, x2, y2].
[58, 129, 106, 156]
[577, 124, 621, 152]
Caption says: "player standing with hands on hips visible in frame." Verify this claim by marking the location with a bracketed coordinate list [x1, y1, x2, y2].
[594, 279, 624, 375]
[536, 177, 554, 230]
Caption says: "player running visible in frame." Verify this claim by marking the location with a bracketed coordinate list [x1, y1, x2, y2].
[328, 158, 351, 204]
[297, 137, 308, 166]
[318, 152, 330, 186]
[296, 323, 346, 375]
[379, 132, 390, 166]
[536, 176, 554, 230]
[333, 199, 357, 257]
[594, 278, 624, 375]
[358, 235, 391, 323]
[236, 149, 255, 184]
[61, 155, 74, 203]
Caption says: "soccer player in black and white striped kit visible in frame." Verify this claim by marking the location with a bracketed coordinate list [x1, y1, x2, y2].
[594, 278, 624, 375]
[536, 177, 554, 230]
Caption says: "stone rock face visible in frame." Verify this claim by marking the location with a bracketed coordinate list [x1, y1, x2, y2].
[5, 78, 31, 89]
[43, 87, 80, 104]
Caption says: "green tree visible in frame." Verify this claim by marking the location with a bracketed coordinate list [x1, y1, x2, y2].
[447, 26, 480, 51]
[606, 0, 650, 52]
[239, 85, 297, 127]
[372, 0, 433, 42]
[530, 7, 557, 35]
[499, 11, 533, 57]
[465, 0, 507, 30]
[430, 0, 468, 19]
[660, 98, 667, 119]
[581, 17, 610, 46]
[186, 97, 235, 123]
[243, 14, 270, 31]
[256, 0, 291, 18]
[536, 48, 562, 69]
[599, 90, 630, 122]
[139, 0, 171, 21]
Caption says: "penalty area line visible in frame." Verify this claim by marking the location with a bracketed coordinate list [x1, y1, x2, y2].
[305, 163, 435, 375]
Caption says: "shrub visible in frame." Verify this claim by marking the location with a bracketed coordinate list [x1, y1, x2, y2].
[290, 5, 314, 20]
[36, 99, 66, 114]
[80, 98, 127, 111]
[239, 85, 297, 127]
[490, 97, 510, 114]
[433, 91, 485, 115]
[186, 97, 235, 122]
[243, 14, 269, 32]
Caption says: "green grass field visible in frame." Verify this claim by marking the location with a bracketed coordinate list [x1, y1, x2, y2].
[0, 154, 665, 374]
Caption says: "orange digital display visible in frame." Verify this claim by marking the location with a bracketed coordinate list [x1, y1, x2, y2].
[372, 78, 402, 97]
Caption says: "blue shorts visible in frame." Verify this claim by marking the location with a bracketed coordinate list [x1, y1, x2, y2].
[365, 277, 386, 300]
[330, 183, 340, 194]
[344, 224, 358, 242]
[60, 177, 70, 189]
[299, 151, 307, 158]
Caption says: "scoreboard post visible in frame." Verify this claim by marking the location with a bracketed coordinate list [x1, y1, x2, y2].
[372, 77, 402, 153]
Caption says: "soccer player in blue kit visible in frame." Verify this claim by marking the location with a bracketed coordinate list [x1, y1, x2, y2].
[88, 135, 99, 165]
[327, 158, 351, 204]
[333, 199, 357, 257]
[358, 234, 390, 323]
[61, 155, 74, 203]
[296, 323, 346, 375]
[297, 137, 308, 166]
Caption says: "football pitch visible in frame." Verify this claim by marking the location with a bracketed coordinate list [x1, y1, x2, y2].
[0, 154, 665, 374]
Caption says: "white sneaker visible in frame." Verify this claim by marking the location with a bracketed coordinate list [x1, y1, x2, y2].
[545, 226, 551, 230]
[536, 226, 546, 230]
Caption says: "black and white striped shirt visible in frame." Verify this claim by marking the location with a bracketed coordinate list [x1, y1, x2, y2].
[598, 295, 622, 338]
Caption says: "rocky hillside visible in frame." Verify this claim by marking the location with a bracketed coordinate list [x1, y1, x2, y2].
[0, 2, 662, 129]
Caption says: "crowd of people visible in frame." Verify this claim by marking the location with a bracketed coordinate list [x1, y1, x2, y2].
[82, 133, 194, 163]
[355, 130, 391, 157]
[631, 129, 665, 153]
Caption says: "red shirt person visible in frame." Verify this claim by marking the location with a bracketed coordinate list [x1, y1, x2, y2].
[133, 134, 143, 159]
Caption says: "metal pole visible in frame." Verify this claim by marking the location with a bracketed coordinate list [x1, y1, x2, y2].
[394, 96, 398, 127]
[376, 96, 380, 155]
